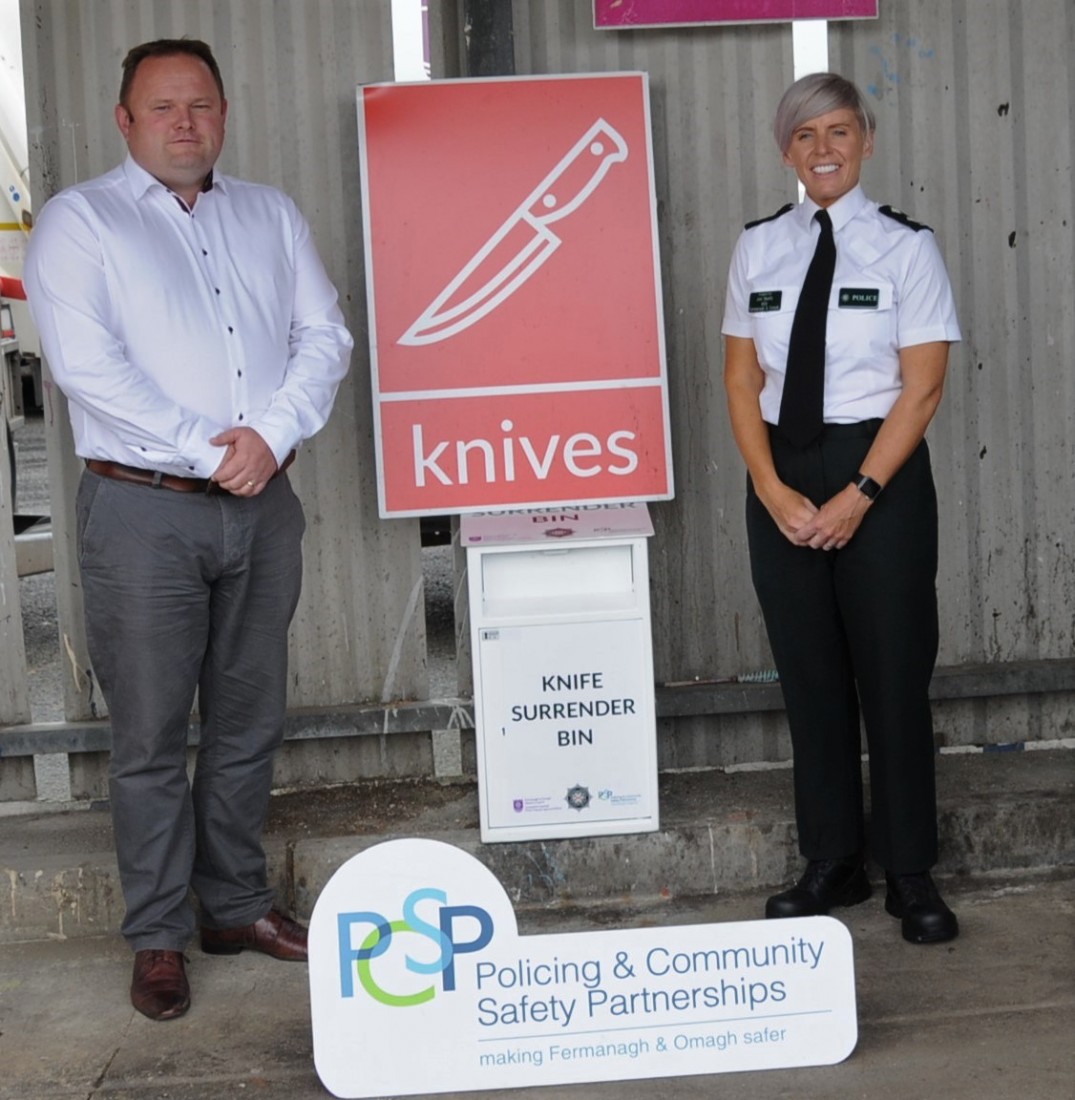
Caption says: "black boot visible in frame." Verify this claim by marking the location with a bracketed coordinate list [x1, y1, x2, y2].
[884, 871, 959, 944]
[765, 858, 872, 919]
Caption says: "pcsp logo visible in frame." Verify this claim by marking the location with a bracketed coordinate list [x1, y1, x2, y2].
[338, 888, 494, 1006]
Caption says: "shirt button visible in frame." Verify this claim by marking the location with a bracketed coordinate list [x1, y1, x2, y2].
[215, 288, 220, 295]
[227, 326, 234, 333]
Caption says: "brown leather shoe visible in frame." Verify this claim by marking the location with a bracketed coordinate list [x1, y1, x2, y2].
[130, 949, 190, 1021]
[200, 908, 308, 961]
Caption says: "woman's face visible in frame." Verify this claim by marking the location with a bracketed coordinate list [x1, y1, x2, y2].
[782, 107, 874, 207]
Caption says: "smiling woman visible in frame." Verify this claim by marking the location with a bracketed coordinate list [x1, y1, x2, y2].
[774, 75, 876, 209]
[720, 71, 964, 948]
[780, 107, 874, 208]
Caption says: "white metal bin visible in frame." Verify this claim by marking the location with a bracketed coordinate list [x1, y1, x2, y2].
[462, 503, 659, 843]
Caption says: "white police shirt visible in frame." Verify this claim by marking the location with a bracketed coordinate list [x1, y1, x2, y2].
[721, 185, 961, 426]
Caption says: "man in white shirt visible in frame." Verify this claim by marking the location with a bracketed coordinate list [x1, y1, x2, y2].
[24, 39, 353, 1020]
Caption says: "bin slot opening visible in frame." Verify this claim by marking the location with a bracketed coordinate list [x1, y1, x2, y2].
[481, 544, 634, 606]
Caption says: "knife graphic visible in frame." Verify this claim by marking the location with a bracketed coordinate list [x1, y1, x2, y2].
[399, 118, 629, 346]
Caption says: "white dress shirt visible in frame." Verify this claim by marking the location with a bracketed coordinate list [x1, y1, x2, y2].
[722, 185, 961, 426]
[25, 156, 353, 477]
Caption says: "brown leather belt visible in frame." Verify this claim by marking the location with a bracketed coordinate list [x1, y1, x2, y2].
[86, 450, 295, 494]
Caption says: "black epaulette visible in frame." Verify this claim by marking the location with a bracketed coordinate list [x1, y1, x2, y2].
[744, 203, 794, 230]
[879, 204, 933, 232]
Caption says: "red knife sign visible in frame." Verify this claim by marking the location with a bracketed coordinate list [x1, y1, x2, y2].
[358, 74, 672, 517]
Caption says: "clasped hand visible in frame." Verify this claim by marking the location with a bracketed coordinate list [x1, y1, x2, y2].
[765, 481, 871, 551]
[210, 427, 278, 496]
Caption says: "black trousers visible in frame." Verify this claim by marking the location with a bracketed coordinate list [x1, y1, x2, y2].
[746, 421, 940, 873]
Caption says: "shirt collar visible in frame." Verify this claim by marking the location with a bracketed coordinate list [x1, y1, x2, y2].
[122, 154, 228, 203]
[796, 184, 869, 235]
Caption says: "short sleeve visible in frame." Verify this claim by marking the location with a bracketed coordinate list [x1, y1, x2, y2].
[721, 232, 755, 339]
[896, 231, 962, 347]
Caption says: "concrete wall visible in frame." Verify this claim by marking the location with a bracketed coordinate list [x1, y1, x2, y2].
[16, 0, 429, 728]
[476, 0, 1074, 685]
[2, 0, 1072, 798]
[434, 0, 1075, 770]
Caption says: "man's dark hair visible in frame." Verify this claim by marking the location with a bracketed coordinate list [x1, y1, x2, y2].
[119, 38, 225, 109]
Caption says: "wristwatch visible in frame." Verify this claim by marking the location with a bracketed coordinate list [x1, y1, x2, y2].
[852, 473, 883, 501]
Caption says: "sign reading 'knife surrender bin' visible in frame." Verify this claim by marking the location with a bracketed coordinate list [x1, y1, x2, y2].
[357, 74, 673, 517]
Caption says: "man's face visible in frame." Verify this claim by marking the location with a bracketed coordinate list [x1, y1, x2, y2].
[781, 107, 874, 208]
[115, 53, 227, 205]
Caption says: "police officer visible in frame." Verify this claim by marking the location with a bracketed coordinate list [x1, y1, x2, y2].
[721, 73, 961, 944]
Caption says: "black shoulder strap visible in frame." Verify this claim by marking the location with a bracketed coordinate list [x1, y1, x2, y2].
[879, 204, 933, 232]
[744, 202, 794, 230]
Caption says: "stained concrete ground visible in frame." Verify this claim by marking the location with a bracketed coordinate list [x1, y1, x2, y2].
[2, 750, 1073, 1100]
[0, 873, 1072, 1100]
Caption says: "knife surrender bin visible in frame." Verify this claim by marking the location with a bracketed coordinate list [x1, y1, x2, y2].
[461, 504, 659, 843]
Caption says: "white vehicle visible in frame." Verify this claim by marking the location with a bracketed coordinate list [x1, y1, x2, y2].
[0, 17, 48, 574]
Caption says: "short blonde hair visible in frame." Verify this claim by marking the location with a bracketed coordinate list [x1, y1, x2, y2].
[773, 73, 875, 153]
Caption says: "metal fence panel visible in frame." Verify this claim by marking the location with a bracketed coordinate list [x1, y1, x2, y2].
[509, 0, 1074, 680]
[18, 0, 428, 724]
[8, 0, 1072, 783]
[833, 0, 1075, 665]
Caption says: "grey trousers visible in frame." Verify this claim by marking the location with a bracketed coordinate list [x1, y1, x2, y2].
[76, 470, 305, 952]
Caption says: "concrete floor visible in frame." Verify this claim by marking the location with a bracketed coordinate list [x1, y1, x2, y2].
[0, 874, 1071, 1100]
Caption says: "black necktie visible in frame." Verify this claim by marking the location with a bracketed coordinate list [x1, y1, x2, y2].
[778, 209, 836, 447]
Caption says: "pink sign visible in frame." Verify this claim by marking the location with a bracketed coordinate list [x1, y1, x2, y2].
[358, 74, 673, 517]
[594, 0, 878, 28]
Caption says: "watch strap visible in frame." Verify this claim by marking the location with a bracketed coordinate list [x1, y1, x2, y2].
[852, 473, 882, 501]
